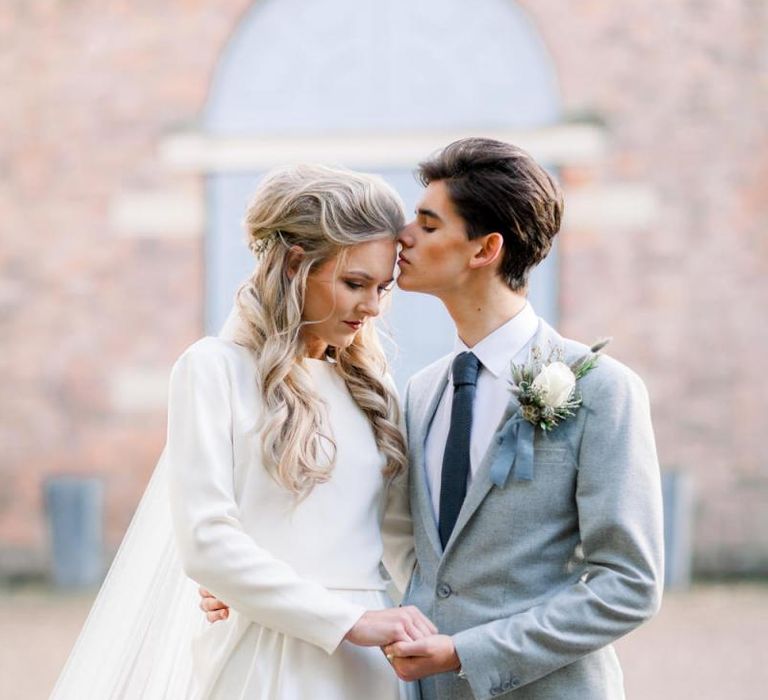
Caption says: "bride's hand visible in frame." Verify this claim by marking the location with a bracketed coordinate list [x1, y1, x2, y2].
[344, 606, 437, 647]
[198, 586, 230, 623]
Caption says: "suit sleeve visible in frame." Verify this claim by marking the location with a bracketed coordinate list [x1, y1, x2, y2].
[380, 376, 416, 594]
[167, 343, 365, 654]
[381, 466, 416, 594]
[452, 364, 664, 698]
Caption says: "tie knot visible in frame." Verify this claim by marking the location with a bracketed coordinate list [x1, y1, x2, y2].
[452, 352, 481, 387]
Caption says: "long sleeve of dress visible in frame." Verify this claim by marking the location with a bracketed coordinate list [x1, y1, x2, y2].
[166, 340, 366, 655]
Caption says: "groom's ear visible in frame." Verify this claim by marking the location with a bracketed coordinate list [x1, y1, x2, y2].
[285, 245, 305, 280]
[468, 232, 504, 270]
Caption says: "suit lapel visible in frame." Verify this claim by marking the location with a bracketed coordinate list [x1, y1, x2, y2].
[441, 320, 565, 556]
[409, 359, 451, 558]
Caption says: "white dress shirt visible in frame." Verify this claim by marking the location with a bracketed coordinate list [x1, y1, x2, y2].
[424, 303, 540, 522]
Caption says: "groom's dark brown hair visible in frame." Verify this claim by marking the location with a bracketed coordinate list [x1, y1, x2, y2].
[417, 137, 564, 292]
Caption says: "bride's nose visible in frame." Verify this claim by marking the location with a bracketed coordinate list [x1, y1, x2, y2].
[357, 290, 381, 318]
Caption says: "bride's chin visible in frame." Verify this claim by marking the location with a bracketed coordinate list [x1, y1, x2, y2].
[315, 334, 351, 352]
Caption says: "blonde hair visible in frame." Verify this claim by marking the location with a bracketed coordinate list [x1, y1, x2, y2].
[230, 165, 407, 498]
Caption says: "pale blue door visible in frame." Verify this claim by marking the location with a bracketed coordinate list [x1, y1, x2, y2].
[204, 0, 561, 387]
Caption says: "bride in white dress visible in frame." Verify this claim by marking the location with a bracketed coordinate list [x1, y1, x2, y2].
[51, 165, 432, 699]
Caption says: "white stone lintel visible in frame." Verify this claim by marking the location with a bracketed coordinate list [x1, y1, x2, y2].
[159, 124, 608, 172]
[110, 191, 204, 238]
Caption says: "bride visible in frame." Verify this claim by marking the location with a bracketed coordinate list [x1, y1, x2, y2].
[51, 165, 433, 699]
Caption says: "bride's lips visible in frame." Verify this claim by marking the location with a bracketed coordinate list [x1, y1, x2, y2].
[343, 321, 362, 331]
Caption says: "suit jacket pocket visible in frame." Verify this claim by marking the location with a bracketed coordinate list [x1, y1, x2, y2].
[535, 446, 569, 464]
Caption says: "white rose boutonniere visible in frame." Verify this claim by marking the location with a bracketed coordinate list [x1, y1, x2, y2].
[510, 338, 611, 432]
[490, 337, 612, 488]
[531, 361, 576, 409]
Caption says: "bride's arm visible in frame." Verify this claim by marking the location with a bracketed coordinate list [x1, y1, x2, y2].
[166, 340, 366, 654]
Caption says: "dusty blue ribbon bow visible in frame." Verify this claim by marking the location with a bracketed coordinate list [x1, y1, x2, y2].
[488, 411, 536, 487]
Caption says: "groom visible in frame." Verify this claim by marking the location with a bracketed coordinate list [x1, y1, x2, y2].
[203, 138, 664, 699]
[381, 138, 663, 699]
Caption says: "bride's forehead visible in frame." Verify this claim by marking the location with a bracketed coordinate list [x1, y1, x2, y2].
[337, 240, 396, 273]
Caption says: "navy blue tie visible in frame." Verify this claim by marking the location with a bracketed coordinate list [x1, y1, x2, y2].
[438, 351, 481, 549]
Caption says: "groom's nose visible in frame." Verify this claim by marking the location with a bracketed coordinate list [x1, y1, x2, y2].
[397, 222, 416, 246]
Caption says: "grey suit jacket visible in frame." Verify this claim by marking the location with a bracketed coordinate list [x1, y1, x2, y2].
[402, 320, 663, 700]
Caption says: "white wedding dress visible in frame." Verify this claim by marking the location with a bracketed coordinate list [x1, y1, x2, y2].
[52, 335, 417, 700]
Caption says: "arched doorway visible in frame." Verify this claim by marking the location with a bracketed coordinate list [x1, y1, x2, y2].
[204, 0, 561, 386]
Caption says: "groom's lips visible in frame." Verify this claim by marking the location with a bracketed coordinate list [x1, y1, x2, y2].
[398, 254, 410, 266]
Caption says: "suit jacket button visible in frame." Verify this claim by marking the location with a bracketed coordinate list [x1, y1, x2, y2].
[437, 583, 452, 598]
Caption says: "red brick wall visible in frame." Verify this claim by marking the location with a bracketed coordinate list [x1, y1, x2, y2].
[0, 0, 251, 571]
[523, 0, 768, 573]
[1, 0, 766, 575]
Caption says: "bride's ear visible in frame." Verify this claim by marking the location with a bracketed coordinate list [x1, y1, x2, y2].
[285, 245, 305, 280]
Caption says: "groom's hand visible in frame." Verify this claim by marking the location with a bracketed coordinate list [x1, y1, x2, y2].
[198, 586, 230, 623]
[384, 634, 461, 681]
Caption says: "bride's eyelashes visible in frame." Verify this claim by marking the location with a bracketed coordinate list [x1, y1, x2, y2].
[343, 279, 394, 295]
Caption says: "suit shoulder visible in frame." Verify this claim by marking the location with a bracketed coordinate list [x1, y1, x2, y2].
[580, 352, 648, 404]
[554, 333, 647, 399]
[406, 353, 452, 394]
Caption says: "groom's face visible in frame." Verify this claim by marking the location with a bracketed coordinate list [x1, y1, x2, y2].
[396, 180, 475, 295]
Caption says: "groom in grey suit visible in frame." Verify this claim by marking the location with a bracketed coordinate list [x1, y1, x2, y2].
[385, 137, 663, 699]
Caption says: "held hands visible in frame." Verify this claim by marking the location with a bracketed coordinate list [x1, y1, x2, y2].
[383, 635, 461, 681]
[198, 587, 453, 680]
[344, 606, 437, 646]
[197, 587, 439, 651]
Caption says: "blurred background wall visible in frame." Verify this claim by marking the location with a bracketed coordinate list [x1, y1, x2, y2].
[1, 0, 766, 582]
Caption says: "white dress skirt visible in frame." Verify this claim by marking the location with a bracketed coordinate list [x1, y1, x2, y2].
[166, 337, 418, 700]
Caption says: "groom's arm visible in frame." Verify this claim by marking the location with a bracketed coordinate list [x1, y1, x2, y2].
[453, 361, 663, 696]
[380, 375, 417, 594]
[391, 361, 664, 696]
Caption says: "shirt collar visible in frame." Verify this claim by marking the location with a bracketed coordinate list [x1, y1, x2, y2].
[453, 302, 539, 378]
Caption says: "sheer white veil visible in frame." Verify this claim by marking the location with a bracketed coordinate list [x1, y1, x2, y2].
[51, 307, 243, 699]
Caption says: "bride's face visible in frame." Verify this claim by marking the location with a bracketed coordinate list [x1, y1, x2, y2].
[301, 239, 397, 359]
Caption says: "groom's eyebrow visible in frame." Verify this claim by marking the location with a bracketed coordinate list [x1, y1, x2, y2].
[416, 207, 443, 222]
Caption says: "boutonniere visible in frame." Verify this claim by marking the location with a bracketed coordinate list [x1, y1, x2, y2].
[510, 338, 611, 432]
[489, 337, 612, 488]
